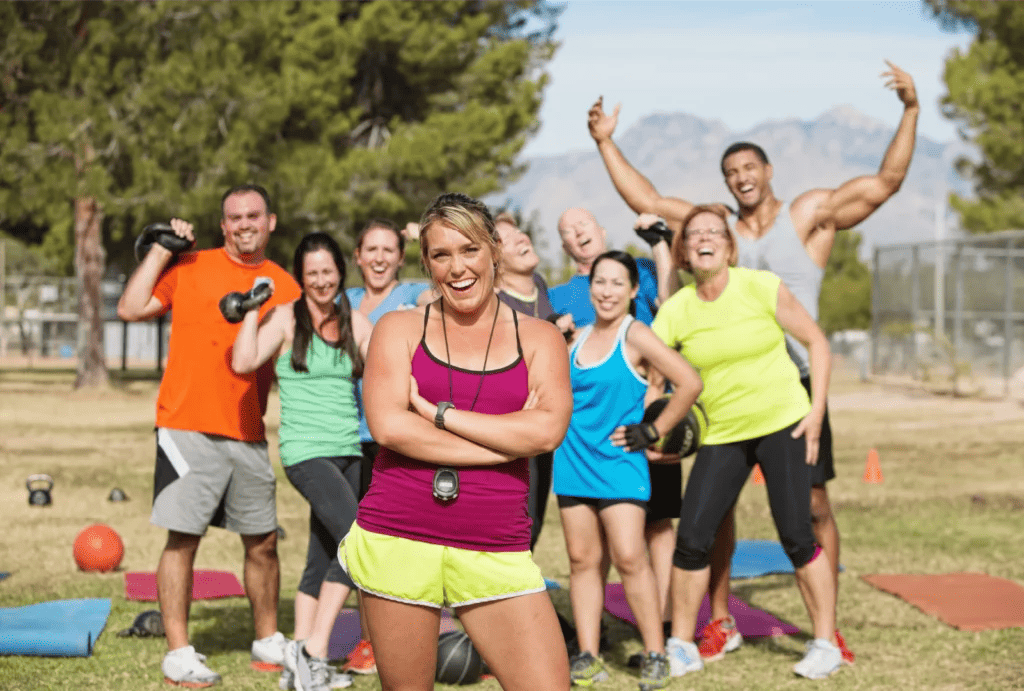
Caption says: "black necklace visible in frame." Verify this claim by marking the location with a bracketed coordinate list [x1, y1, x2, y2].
[439, 295, 500, 412]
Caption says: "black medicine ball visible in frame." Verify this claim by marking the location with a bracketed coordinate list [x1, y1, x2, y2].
[436, 630, 483, 685]
[642, 397, 708, 457]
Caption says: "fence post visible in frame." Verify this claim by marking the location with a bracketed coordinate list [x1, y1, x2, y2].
[1003, 238, 1013, 397]
[871, 246, 880, 376]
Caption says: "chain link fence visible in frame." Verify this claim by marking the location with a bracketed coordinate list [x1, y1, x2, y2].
[1, 274, 168, 369]
[871, 230, 1024, 397]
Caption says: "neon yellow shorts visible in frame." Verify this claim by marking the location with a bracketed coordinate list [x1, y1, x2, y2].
[339, 523, 545, 608]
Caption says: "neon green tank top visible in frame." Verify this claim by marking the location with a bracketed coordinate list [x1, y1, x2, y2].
[274, 333, 360, 466]
[652, 267, 810, 445]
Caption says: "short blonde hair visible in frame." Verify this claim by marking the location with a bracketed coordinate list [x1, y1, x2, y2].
[671, 204, 738, 272]
[418, 193, 500, 281]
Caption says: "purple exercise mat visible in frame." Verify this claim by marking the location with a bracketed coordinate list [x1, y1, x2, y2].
[327, 607, 459, 661]
[604, 582, 800, 637]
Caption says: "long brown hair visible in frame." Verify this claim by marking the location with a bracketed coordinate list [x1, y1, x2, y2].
[291, 232, 362, 378]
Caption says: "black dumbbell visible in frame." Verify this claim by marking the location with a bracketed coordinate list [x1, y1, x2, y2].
[219, 278, 274, 323]
[135, 222, 195, 263]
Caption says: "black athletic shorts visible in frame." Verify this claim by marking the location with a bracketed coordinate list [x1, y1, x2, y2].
[557, 495, 647, 512]
[801, 377, 835, 485]
[646, 461, 682, 523]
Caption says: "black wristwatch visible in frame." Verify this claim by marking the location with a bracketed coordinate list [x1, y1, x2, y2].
[435, 401, 455, 430]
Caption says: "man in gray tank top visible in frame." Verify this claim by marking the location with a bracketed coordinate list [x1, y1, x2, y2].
[588, 61, 919, 667]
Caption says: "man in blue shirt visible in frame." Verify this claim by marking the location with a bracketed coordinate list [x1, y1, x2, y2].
[550, 207, 675, 328]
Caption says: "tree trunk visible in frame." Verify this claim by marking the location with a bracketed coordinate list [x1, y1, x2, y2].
[74, 195, 109, 389]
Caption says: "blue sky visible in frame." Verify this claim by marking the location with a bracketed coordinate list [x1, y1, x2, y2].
[521, 0, 974, 157]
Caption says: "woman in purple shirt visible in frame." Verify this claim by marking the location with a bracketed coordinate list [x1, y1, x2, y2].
[340, 193, 574, 691]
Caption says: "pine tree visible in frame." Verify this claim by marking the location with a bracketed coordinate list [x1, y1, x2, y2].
[0, 1, 561, 386]
[926, 0, 1024, 233]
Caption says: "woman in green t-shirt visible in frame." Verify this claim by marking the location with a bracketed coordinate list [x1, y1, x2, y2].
[652, 205, 842, 681]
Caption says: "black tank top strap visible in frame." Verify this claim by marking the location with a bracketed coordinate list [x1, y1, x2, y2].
[511, 307, 523, 357]
[421, 303, 431, 345]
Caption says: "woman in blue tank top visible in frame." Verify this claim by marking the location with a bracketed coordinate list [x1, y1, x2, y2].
[554, 251, 703, 690]
[232, 232, 372, 690]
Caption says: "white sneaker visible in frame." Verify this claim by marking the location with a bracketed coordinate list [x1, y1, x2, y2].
[280, 640, 352, 690]
[665, 637, 704, 677]
[794, 638, 842, 679]
[162, 645, 221, 688]
[251, 631, 289, 671]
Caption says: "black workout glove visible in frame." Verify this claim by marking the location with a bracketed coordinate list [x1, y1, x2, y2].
[634, 220, 673, 248]
[219, 278, 274, 323]
[621, 422, 660, 452]
[135, 222, 195, 263]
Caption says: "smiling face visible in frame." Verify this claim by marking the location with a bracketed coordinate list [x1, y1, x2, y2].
[354, 226, 403, 293]
[683, 210, 733, 277]
[590, 256, 638, 323]
[221, 190, 276, 263]
[424, 222, 496, 313]
[495, 220, 539, 276]
[722, 149, 773, 210]
[301, 248, 342, 310]
[558, 208, 608, 267]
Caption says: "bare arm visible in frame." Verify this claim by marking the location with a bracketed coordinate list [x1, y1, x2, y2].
[410, 318, 573, 458]
[117, 218, 196, 321]
[806, 62, 919, 232]
[635, 213, 680, 302]
[589, 96, 694, 222]
[364, 311, 516, 466]
[610, 322, 703, 450]
[774, 282, 831, 466]
[231, 301, 291, 374]
[351, 309, 373, 361]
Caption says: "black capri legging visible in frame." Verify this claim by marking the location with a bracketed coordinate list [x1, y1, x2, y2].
[673, 421, 817, 571]
[283, 455, 361, 596]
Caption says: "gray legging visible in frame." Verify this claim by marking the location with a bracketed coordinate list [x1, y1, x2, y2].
[283, 455, 361, 596]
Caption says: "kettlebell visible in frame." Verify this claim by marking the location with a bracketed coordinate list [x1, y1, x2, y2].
[27, 474, 53, 507]
[108, 487, 129, 502]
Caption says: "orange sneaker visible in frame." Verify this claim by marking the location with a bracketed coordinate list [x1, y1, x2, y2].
[697, 616, 742, 661]
[341, 639, 376, 675]
[834, 629, 855, 665]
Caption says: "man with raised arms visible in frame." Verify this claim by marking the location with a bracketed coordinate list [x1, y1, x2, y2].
[588, 61, 919, 666]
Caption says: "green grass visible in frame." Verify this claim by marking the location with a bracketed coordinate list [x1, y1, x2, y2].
[1, 366, 1023, 690]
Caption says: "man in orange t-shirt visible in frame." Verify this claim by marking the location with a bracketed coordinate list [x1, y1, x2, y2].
[118, 184, 301, 688]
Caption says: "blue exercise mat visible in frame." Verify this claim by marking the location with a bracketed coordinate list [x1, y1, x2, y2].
[0, 598, 111, 657]
[730, 540, 795, 579]
[731, 539, 843, 579]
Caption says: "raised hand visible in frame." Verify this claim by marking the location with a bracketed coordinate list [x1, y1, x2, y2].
[588, 96, 621, 143]
[882, 60, 918, 109]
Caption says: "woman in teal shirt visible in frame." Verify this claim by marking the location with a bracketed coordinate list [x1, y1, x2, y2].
[233, 232, 372, 691]
[651, 206, 841, 681]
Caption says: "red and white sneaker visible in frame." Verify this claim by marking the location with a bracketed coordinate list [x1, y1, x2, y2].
[341, 639, 376, 675]
[697, 616, 743, 661]
[835, 629, 855, 665]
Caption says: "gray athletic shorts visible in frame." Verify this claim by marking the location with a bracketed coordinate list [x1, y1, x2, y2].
[151, 428, 277, 536]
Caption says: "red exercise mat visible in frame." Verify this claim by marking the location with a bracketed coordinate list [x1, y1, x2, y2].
[862, 572, 1024, 632]
[125, 570, 245, 601]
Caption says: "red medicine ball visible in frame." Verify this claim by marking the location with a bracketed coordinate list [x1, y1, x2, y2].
[73, 524, 124, 572]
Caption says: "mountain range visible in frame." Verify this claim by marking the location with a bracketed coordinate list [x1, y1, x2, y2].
[494, 105, 973, 264]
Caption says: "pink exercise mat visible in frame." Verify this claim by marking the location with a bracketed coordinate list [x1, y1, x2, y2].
[604, 582, 800, 637]
[124, 570, 245, 601]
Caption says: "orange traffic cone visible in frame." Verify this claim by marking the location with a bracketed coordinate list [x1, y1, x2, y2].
[751, 464, 765, 485]
[863, 448, 883, 483]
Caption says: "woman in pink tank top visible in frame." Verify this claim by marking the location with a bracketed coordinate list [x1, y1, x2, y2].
[349, 193, 574, 691]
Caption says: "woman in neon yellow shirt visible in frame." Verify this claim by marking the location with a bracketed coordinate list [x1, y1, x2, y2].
[651, 205, 841, 681]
